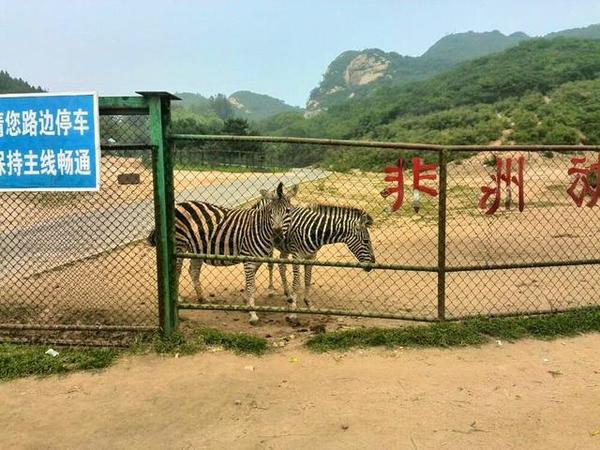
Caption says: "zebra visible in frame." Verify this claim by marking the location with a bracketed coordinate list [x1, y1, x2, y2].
[266, 204, 376, 323]
[172, 198, 375, 324]
[148, 182, 298, 325]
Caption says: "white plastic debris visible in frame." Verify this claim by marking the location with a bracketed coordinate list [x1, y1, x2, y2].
[45, 348, 59, 357]
[412, 189, 422, 213]
[244, 365, 255, 371]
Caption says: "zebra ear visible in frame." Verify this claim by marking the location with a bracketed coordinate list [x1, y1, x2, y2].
[286, 184, 299, 198]
[276, 182, 284, 199]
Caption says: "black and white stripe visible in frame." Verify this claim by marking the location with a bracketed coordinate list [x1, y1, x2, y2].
[268, 204, 376, 322]
[148, 182, 297, 324]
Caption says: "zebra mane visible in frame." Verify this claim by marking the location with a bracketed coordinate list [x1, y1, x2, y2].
[307, 203, 369, 219]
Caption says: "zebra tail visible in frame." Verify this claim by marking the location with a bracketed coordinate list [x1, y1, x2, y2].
[147, 229, 157, 247]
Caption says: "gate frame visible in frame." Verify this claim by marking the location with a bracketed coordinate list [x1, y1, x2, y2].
[101, 92, 180, 335]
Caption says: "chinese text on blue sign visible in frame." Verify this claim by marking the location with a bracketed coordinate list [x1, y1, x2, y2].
[0, 92, 100, 191]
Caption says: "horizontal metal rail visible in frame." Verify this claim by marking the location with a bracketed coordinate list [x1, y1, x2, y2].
[176, 252, 437, 272]
[0, 337, 134, 348]
[176, 253, 600, 272]
[170, 134, 444, 151]
[99, 96, 149, 116]
[177, 302, 436, 322]
[0, 323, 157, 332]
[169, 134, 600, 153]
[446, 258, 600, 272]
[101, 144, 154, 151]
[449, 305, 600, 321]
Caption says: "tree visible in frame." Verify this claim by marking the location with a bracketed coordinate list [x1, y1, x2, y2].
[209, 93, 234, 120]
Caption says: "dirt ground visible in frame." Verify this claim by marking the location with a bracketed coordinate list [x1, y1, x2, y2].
[2, 335, 600, 449]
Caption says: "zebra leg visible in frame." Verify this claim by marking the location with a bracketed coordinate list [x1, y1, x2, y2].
[267, 260, 276, 297]
[244, 262, 261, 325]
[188, 259, 204, 303]
[278, 252, 291, 301]
[175, 257, 184, 303]
[303, 253, 317, 308]
[286, 261, 301, 325]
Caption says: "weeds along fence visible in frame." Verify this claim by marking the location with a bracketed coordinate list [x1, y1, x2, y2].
[1, 93, 600, 343]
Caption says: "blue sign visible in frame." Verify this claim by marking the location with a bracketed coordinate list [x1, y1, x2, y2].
[0, 92, 100, 191]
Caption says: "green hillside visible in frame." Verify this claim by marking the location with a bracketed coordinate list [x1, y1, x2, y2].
[0, 70, 43, 94]
[229, 90, 303, 120]
[545, 23, 600, 40]
[259, 38, 600, 170]
[421, 30, 529, 64]
[306, 23, 600, 113]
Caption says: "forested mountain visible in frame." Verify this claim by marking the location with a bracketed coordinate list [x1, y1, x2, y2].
[259, 38, 600, 170]
[307, 23, 600, 114]
[228, 91, 303, 120]
[0, 70, 43, 94]
[173, 90, 301, 125]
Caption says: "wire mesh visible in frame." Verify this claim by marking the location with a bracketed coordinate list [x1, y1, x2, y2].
[0, 114, 158, 342]
[172, 139, 600, 322]
[3, 116, 600, 343]
[445, 149, 600, 318]
[172, 140, 440, 320]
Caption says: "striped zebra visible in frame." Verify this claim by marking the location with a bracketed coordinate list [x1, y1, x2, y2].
[148, 182, 297, 324]
[267, 204, 376, 323]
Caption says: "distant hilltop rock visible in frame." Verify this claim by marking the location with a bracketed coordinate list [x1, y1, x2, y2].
[344, 52, 391, 86]
[306, 24, 600, 115]
[306, 49, 405, 116]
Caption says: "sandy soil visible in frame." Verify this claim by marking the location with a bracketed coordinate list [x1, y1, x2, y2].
[2, 335, 600, 449]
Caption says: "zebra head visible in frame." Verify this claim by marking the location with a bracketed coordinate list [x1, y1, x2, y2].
[259, 182, 298, 236]
[346, 210, 376, 271]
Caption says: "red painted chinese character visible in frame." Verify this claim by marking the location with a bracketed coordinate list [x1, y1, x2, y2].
[478, 156, 525, 215]
[381, 158, 438, 212]
[381, 158, 404, 211]
[567, 155, 600, 207]
[412, 157, 438, 197]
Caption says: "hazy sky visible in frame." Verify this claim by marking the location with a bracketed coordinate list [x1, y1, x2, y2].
[1, 1, 599, 106]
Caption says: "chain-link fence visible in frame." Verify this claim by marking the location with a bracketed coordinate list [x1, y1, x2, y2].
[2, 94, 599, 344]
[171, 136, 600, 323]
[0, 106, 158, 344]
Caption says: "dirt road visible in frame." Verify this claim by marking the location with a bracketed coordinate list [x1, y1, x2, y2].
[2, 335, 600, 449]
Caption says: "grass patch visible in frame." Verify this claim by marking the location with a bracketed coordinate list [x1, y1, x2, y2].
[1, 328, 268, 383]
[132, 327, 268, 356]
[0, 344, 120, 382]
[306, 306, 600, 352]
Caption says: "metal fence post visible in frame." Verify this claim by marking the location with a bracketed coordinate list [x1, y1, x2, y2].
[437, 148, 448, 320]
[142, 91, 179, 335]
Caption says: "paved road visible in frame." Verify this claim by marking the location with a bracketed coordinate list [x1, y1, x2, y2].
[0, 169, 329, 279]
